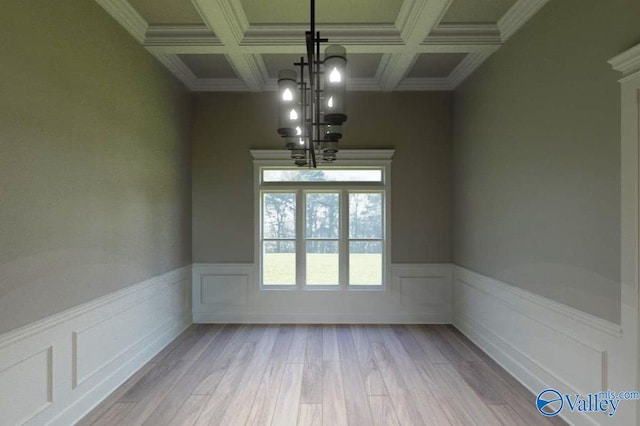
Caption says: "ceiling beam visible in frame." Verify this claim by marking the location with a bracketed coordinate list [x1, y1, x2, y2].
[191, 0, 265, 90]
[378, 0, 453, 90]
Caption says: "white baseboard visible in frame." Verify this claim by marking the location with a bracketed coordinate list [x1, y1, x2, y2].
[0, 266, 192, 426]
[192, 263, 452, 324]
[453, 266, 637, 426]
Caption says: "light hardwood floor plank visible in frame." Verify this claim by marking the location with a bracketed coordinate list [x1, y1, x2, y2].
[489, 403, 529, 426]
[431, 363, 502, 426]
[336, 326, 374, 425]
[322, 361, 348, 426]
[272, 363, 304, 426]
[192, 324, 252, 395]
[246, 325, 295, 426]
[349, 325, 387, 396]
[427, 325, 483, 364]
[379, 327, 452, 425]
[297, 403, 322, 426]
[322, 325, 339, 362]
[194, 340, 259, 426]
[76, 362, 156, 426]
[91, 402, 135, 426]
[118, 360, 192, 425]
[368, 396, 400, 426]
[300, 325, 323, 404]
[391, 326, 478, 425]
[406, 325, 449, 364]
[287, 324, 309, 364]
[218, 326, 281, 425]
[370, 342, 425, 426]
[141, 325, 235, 426]
[170, 395, 209, 426]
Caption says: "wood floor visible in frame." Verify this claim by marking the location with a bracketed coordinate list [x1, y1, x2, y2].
[78, 324, 566, 426]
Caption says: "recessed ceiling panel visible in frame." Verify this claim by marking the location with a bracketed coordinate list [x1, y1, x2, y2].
[441, 0, 516, 23]
[179, 54, 238, 79]
[262, 53, 382, 79]
[128, 0, 205, 25]
[241, 0, 403, 24]
[407, 53, 467, 78]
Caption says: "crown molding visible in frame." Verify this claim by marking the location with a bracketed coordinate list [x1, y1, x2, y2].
[144, 25, 220, 46]
[609, 43, 640, 78]
[497, 0, 550, 42]
[95, 0, 147, 43]
[424, 23, 502, 46]
[250, 149, 395, 162]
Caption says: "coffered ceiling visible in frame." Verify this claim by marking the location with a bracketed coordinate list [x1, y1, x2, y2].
[96, 0, 549, 91]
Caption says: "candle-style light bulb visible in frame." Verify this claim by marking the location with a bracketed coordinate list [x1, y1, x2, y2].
[282, 88, 293, 101]
[329, 67, 341, 83]
[289, 109, 298, 120]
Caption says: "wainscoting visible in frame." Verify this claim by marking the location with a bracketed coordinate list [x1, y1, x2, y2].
[0, 267, 191, 426]
[453, 266, 636, 426]
[192, 263, 452, 324]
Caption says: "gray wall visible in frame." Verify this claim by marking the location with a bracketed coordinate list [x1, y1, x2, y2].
[0, 1, 193, 334]
[452, 0, 640, 323]
[192, 92, 452, 264]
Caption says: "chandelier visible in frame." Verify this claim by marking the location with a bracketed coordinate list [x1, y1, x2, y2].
[276, 0, 347, 168]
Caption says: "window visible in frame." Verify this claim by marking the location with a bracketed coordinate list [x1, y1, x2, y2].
[253, 151, 393, 289]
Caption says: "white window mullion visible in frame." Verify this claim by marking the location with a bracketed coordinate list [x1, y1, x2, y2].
[340, 189, 349, 288]
[296, 189, 305, 287]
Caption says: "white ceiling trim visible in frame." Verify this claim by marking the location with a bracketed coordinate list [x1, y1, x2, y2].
[264, 78, 381, 92]
[378, 0, 453, 90]
[144, 38, 500, 55]
[150, 53, 198, 90]
[447, 51, 494, 87]
[609, 43, 640, 77]
[250, 149, 395, 161]
[242, 23, 403, 46]
[144, 25, 220, 46]
[95, 0, 550, 92]
[424, 23, 501, 46]
[192, 78, 248, 91]
[395, 78, 452, 91]
[191, 0, 248, 45]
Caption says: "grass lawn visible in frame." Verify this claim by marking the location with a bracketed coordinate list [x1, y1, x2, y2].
[263, 253, 382, 285]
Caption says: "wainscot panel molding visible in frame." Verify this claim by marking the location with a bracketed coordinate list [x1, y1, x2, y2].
[453, 266, 636, 426]
[0, 266, 191, 426]
[192, 263, 452, 323]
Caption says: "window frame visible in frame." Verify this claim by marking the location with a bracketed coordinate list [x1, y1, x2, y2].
[252, 149, 394, 291]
